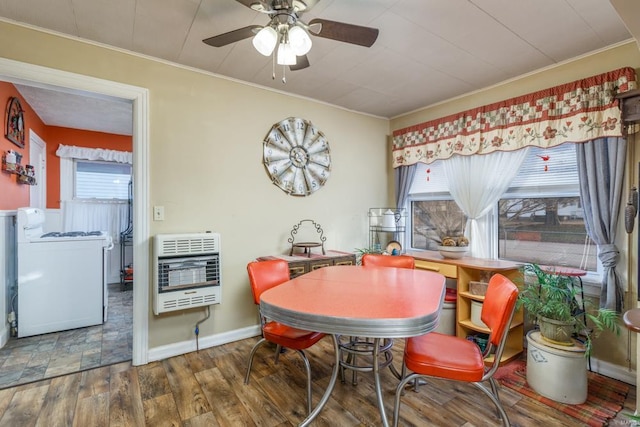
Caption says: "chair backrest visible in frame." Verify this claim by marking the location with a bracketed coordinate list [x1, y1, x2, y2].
[246, 259, 291, 305]
[361, 254, 415, 269]
[480, 273, 519, 349]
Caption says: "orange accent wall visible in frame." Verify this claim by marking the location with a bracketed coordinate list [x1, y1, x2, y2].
[0, 81, 133, 210]
[0, 82, 48, 210]
[45, 127, 132, 209]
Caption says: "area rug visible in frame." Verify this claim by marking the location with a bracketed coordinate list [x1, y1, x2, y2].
[495, 360, 629, 427]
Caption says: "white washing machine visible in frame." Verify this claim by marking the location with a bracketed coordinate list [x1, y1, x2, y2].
[16, 207, 113, 337]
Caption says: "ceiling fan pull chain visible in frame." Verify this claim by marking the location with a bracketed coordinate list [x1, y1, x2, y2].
[282, 64, 287, 84]
[272, 51, 276, 80]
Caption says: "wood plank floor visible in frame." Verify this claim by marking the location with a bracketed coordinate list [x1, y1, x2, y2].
[0, 335, 635, 426]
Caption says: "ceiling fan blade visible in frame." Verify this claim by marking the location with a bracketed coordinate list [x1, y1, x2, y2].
[290, 55, 310, 71]
[308, 18, 379, 47]
[202, 25, 261, 47]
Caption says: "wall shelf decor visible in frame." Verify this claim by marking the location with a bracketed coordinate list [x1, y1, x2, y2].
[288, 219, 326, 257]
[2, 154, 36, 185]
[5, 97, 25, 148]
[262, 117, 331, 197]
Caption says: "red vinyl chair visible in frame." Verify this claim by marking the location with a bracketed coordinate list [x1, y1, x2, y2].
[393, 273, 519, 427]
[340, 253, 416, 385]
[245, 259, 325, 415]
[361, 253, 415, 269]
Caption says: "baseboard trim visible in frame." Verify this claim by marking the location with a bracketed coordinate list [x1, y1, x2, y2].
[589, 356, 636, 385]
[148, 325, 261, 362]
[147, 327, 638, 387]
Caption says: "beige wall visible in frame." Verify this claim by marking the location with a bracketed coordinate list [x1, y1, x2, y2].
[391, 41, 640, 372]
[3, 18, 640, 374]
[0, 21, 391, 349]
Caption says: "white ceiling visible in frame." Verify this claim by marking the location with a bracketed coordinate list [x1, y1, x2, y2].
[1, 0, 639, 136]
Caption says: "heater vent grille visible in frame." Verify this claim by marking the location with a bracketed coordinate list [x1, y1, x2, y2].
[158, 234, 219, 256]
[153, 233, 221, 314]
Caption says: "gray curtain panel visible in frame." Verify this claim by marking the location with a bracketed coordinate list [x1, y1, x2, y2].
[394, 164, 417, 209]
[576, 137, 627, 311]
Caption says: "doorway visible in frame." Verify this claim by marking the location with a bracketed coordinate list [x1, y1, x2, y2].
[28, 131, 46, 210]
[0, 57, 150, 372]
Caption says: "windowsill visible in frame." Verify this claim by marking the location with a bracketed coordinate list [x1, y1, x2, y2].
[521, 268, 602, 298]
[580, 274, 603, 298]
[408, 247, 606, 300]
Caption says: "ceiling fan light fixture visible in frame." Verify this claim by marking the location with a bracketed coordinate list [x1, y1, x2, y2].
[252, 26, 278, 56]
[277, 41, 296, 65]
[288, 25, 312, 55]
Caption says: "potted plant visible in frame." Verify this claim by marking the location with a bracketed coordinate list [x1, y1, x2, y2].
[517, 263, 619, 356]
[354, 246, 382, 265]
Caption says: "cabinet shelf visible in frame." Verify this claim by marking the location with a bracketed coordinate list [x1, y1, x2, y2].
[459, 318, 490, 334]
[410, 250, 524, 366]
[459, 318, 524, 334]
[458, 291, 485, 302]
[484, 346, 523, 366]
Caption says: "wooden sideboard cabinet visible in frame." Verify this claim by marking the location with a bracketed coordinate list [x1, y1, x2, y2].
[257, 250, 356, 278]
[407, 250, 524, 365]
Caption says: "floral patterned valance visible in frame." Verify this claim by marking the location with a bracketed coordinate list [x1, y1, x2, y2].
[392, 67, 637, 168]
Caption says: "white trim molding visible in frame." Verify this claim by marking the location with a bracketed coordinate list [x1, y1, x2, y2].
[148, 326, 261, 363]
[590, 356, 636, 385]
[0, 57, 150, 366]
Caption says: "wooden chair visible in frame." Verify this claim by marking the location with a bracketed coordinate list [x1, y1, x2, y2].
[245, 259, 325, 414]
[339, 253, 416, 385]
[393, 273, 519, 427]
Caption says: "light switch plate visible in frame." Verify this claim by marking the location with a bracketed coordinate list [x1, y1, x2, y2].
[153, 206, 164, 221]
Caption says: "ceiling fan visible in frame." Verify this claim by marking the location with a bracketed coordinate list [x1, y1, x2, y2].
[202, 0, 379, 76]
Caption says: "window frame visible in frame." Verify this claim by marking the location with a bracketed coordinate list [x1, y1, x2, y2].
[73, 159, 132, 201]
[403, 147, 603, 286]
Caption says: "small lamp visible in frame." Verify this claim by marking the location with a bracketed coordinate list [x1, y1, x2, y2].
[288, 25, 312, 55]
[252, 26, 278, 56]
[277, 40, 296, 65]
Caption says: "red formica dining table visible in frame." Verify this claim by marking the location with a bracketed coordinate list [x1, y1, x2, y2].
[260, 264, 446, 427]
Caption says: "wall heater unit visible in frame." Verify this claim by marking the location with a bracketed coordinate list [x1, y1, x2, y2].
[153, 232, 221, 314]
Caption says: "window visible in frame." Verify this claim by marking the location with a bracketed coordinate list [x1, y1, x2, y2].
[498, 144, 596, 271]
[74, 160, 131, 200]
[405, 144, 597, 272]
[407, 161, 467, 251]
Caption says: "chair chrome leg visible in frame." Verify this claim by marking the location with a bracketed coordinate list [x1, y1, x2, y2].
[300, 335, 340, 427]
[488, 377, 505, 421]
[295, 349, 313, 415]
[473, 381, 510, 426]
[393, 372, 421, 427]
[274, 344, 282, 364]
[244, 337, 267, 384]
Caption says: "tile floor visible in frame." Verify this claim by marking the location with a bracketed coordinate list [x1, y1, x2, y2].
[0, 283, 132, 389]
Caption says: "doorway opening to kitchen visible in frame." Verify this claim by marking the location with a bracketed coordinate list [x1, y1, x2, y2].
[0, 57, 149, 387]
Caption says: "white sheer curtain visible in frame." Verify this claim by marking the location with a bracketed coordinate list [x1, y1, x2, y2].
[443, 149, 529, 258]
[57, 144, 132, 243]
[61, 200, 129, 242]
[56, 144, 132, 163]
